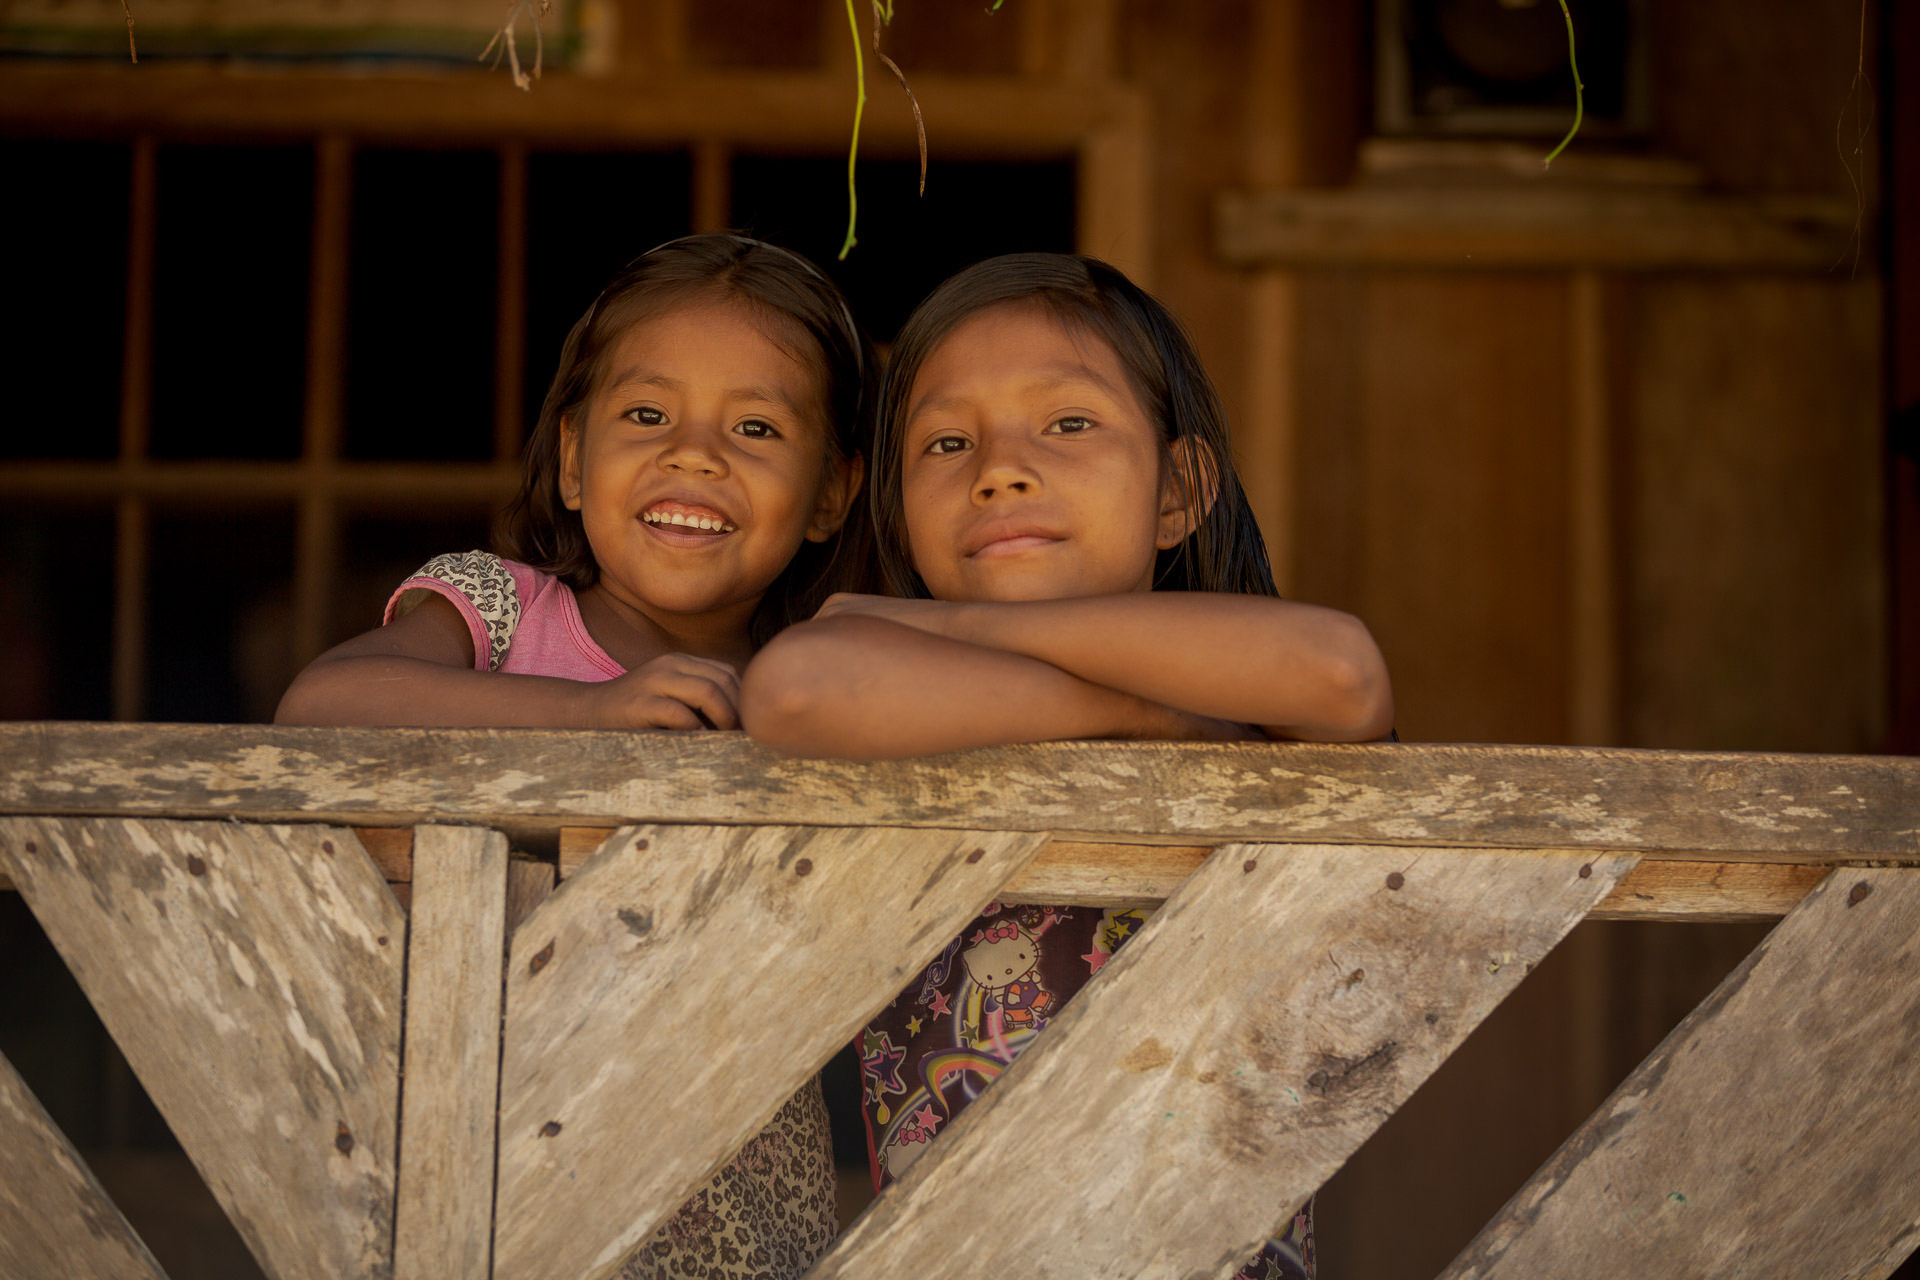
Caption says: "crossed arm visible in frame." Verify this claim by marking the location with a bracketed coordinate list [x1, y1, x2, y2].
[272, 594, 742, 730]
[739, 592, 1392, 759]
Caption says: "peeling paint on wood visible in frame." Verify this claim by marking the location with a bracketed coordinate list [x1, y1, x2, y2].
[492, 824, 1046, 1280]
[0, 1049, 170, 1280]
[806, 844, 1634, 1279]
[1, 724, 1912, 859]
[1440, 866, 1920, 1280]
[0, 817, 406, 1280]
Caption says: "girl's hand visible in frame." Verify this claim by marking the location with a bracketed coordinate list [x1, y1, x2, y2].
[594, 653, 742, 730]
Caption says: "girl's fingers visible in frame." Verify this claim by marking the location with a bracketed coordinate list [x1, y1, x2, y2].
[632, 670, 741, 730]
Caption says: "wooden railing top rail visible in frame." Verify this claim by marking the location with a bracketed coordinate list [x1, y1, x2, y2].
[2, 722, 1913, 860]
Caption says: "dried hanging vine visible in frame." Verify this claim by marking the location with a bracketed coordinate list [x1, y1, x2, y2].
[470, 1, 1589, 250]
[839, 0, 932, 259]
[482, 0, 551, 91]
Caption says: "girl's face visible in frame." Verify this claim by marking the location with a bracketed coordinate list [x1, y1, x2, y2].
[899, 303, 1188, 603]
[560, 296, 858, 632]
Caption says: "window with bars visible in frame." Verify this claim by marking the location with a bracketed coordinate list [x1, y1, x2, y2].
[3, 136, 1075, 725]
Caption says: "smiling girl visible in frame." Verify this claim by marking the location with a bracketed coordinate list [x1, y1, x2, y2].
[277, 234, 867, 732]
[741, 252, 1392, 1279]
[277, 233, 871, 1279]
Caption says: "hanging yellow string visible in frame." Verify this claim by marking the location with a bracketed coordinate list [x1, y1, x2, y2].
[1542, 0, 1584, 169]
[838, 0, 871, 259]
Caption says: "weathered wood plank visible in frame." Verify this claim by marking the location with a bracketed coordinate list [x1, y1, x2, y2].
[493, 824, 1048, 1280]
[1, 723, 1912, 859]
[393, 826, 507, 1280]
[0, 1049, 170, 1280]
[1442, 866, 1920, 1280]
[1589, 859, 1829, 923]
[0, 818, 407, 1280]
[437, 823, 1844, 923]
[809, 843, 1635, 1279]
[999, 838, 1210, 905]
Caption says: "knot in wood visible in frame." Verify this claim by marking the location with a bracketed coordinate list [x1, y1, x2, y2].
[1579, 863, 1593, 879]
[1385, 872, 1405, 891]
[539, 1120, 563, 1138]
[1848, 881, 1873, 906]
[530, 940, 555, 975]
[334, 1123, 354, 1156]
[793, 858, 813, 877]
[187, 855, 208, 877]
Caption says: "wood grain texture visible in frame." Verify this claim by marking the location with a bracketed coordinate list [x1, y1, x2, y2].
[2, 724, 1912, 860]
[1215, 186, 1857, 271]
[11, 828, 1840, 922]
[393, 826, 507, 1280]
[504, 856, 555, 934]
[0, 817, 407, 1280]
[493, 824, 1047, 1280]
[1443, 867, 1920, 1280]
[352, 826, 414, 882]
[809, 843, 1635, 1280]
[1590, 859, 1828, 922]
[0, 1049, 170, 1280]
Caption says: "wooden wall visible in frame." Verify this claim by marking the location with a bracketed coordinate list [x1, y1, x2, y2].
[0, 2, 1897, 1277]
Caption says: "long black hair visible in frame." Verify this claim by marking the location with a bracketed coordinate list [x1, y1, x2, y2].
[497, 233, 876, 644]
[869, 252, 1277, 600]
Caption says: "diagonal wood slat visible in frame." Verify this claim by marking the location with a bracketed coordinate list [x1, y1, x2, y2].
[0, 817, 407, 1280]
[1441, 866, 1920, 1280]
[0, 1048, 171, 1280]
[2, 723, 1914, 860]
[493, 823, 1048, 1280]
[809, 843, 1635, 1279]
[392, 826, 508, 1280]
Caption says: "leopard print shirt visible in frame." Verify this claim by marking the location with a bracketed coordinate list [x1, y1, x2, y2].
[615, 1077, 839, 1280]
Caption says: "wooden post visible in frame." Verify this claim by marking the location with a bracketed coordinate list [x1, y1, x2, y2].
[0, 1050, 170, 1280]
[393, 826, 509, 1280]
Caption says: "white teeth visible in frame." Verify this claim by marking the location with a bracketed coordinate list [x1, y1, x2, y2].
[645, 510, 735, 533]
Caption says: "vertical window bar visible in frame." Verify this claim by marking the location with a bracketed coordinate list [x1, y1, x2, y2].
[497, 140, 530, 462]
[112, 137, 157, 722]
[294, 135, 354, 670]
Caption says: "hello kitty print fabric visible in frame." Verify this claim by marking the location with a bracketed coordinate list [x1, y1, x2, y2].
[857, 902, 1314, 1279]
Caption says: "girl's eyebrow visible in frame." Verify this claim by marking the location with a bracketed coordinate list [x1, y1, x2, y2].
[908, 364, 1125, 423]
[604, 368, 804, 414]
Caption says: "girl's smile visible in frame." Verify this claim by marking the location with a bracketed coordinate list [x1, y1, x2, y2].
[560, 296, 857, 657]
[901, 303, 1189, 603]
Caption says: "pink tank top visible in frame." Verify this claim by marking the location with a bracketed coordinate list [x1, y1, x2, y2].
[384, 551, 623, 681]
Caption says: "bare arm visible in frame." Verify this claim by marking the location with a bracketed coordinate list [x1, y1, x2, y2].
[740, 614, 1257, 759]
[273, 594, 741, 730]
[814, 592, 1393, 742]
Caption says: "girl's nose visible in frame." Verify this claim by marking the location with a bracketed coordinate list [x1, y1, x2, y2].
[971, 435, 1039, 503]
[658, 423, 728, 478]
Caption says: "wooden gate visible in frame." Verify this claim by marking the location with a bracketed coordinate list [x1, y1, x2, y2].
[2, 723, 1917, 1279]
